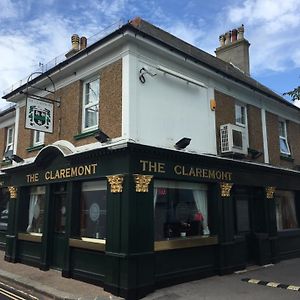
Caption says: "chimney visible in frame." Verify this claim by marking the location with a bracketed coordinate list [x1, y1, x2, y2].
[215, 24, 250, 76]
[65, 34, 88, 58]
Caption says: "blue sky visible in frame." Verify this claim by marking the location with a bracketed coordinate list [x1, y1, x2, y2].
[1, 0, 300, 107]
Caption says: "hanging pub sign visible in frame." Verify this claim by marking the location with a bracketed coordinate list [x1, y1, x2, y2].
[25, 98, 54, 133]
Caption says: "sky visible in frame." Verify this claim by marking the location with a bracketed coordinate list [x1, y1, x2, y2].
[0, 0, 300, 108]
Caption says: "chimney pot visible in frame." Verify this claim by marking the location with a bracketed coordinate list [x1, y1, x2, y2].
[80, 36, 87, 50]
[224, 31, 231, 45]
[231, 29, 238, 42]
[237, 25, 244, 40]
[219, 34, 225, 47]
[71, 34, 80, 50]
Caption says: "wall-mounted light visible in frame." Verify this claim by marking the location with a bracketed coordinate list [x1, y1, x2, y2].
[174, 137, 191, 150]
[210, 99, 216, 111]
[94, 130, 110, 143]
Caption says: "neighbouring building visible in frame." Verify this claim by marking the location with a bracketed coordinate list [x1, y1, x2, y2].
[1, 18, 300, 300]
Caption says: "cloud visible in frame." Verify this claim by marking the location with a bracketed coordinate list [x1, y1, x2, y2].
[224, 0, 300, 74]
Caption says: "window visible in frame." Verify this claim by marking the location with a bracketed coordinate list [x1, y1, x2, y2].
[3, 126, 14, 159]
[275, 190, 298, 230]
[26, 186, 46, 234]
[154, 181, 209, 241]
[279, 120, 290, 155]
[82, 77, 100, 131]
[80, 180, 107, 239]
[235, 103, 247, 127]
[0, 188, 9, 231]
[33, 130, 45, 147]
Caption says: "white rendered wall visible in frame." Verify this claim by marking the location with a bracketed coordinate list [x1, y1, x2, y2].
[128, 54, 216, 154]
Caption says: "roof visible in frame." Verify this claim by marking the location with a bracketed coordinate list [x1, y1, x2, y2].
[2, 17, 296, 111]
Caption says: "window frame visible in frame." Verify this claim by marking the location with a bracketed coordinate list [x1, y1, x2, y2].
[5, 126, 14, 152]
[235, 103, 247, 128]
[82, 76, 100, 132]
[278, 120, 291, 155]
[33, 130, 45, 147]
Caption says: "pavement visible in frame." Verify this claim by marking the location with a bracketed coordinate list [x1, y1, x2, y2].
[0, 249, 300, 300]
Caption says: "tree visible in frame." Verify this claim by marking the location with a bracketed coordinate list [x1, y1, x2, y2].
[283, 86, 300, 101]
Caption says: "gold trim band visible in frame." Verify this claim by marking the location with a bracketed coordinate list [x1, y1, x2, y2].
[154, 236, 218, 251]
[69, 238, 106, 252]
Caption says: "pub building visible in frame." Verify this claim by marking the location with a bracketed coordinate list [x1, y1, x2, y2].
[1, 18, 300, 299]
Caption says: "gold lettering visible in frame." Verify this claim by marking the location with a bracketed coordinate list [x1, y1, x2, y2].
[91, 163, 97, 174]
[189, 167, 195, 177]
[84, 165, 91, 175]
[182, 166, 189, 176]
[203, 169, 208, 178]
[208, 170, 216, 179]
[26, 173, 39, 183]
[78, 166, 84, 176]
[174, 165, 182, 175]
[65, 168, 71, 178]
[71, 167, 78, 177]
[157, 163, 166, 173]
[196, 168, 202, 177]
[216, 171, 222, 180]
[140, 160, 148, 172]
[45, 171, 50, 180]
[60, 169, 66, 178]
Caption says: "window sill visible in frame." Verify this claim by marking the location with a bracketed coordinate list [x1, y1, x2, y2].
[69, 238, 106, 251]
[280, 154, 294, 162]
[277, 228, 300, 237]
[26, 144, 44, 153]
[154, 235, 218, 251]
[74, 129, 98, 141]
[18, 232, 42, 242]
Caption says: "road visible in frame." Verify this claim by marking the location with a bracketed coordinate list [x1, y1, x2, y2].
[0, 281, 40, 300]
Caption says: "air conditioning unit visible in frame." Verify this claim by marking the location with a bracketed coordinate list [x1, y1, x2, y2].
[220, 123, 248, 155]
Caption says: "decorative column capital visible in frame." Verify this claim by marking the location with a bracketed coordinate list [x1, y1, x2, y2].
[220, 182, 233, 197]
[133, 174, 153, 193]
[8, 186, 17, 199]
[266, 186, 276, 199]
[106, 175, 124, 193]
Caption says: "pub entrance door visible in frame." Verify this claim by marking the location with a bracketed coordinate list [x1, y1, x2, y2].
[49, 183, 67, 269]
[234, 187, 255, 264]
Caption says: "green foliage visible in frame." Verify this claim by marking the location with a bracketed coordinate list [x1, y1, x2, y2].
[283, 86, 300, 101]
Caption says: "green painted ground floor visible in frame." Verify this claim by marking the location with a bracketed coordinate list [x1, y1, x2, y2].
[0, 142, 300, 299]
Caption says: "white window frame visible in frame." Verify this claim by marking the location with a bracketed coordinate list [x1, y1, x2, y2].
[235, 103, 247, 128]
[82, 76, 100, 132]
[279, 120, 291, 155]
[5, 126, 14, 152]
[33, 130, 45, 147]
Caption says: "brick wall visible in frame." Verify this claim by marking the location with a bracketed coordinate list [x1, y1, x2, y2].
[247, 105, 264, 163]
[215, 90, 235, 153]
[287, 121, 300, 167]
[16, 59, 123, 157]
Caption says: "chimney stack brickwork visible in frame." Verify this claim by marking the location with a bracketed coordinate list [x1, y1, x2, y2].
[215, 25, 250, 76]
[65, 34, 88, 58]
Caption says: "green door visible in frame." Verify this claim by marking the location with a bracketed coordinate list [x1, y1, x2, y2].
[50, 183, 67, 269]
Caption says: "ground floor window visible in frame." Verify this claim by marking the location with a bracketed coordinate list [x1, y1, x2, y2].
[27, 186, 46, 233]
[154, 180, 209, 241]
[275, 190, 298, 230]
[80, 180, 107, 239]
[0, 188, 9, 231]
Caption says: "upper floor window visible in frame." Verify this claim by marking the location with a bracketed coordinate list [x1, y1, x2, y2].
[82, 77, 100, 132]
[278, 120, 290, 155]
[3, 126, 14, 160]
[235, 103, 247, 127]
[33, 130, 45, 147]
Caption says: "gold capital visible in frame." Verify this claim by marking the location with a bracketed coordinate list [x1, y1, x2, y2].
[8, 186, 17, 199]
[266, 186, 276, 199]
[106, 175, 124, 193]
[220, 182, 233, 197]
[133, 174, 153, 193]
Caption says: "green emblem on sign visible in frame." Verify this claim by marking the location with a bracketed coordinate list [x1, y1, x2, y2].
[28, 105, 51, 129]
